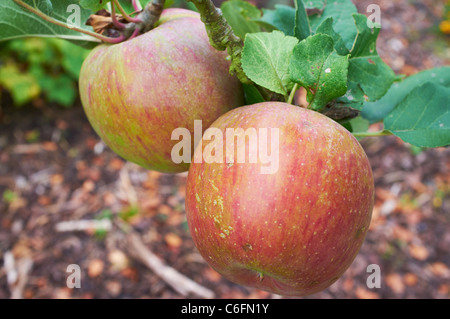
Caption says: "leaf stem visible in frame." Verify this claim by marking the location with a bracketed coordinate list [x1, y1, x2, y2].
[352, 130, 393, 137]
[132, 0, 142, 11]
[111, 3, 126, 29]
[112, 0, 142, 23]
[287, 83, 299, 105]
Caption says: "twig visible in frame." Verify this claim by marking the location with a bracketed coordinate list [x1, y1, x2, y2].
[4, 251, 33, 299]
[54, 219, 112, 232]
[126, 231, 215, 298]
[118, 163, 139, 205]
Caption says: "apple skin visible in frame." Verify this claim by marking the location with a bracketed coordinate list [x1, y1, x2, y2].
[185, 102, 374, 296]
[79, 8, 244, 173]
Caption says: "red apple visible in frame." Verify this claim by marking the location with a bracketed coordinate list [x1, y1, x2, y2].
[185, 102, 374, 296]
[79, 8, 244, 173]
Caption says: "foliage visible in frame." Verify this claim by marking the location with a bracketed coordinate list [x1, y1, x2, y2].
[0, 37, 89, 107]
[223, 0, 450, 148]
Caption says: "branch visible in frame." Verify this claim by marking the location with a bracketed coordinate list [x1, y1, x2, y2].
[187, 0, 251, 84]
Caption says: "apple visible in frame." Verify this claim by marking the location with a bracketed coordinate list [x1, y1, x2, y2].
[185, 102, 374, 296]
[79, 8, 244, 173]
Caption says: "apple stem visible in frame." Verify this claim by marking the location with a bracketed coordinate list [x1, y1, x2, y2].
[127, 27, 141, 41]
[138, 0, 165, 34]
[352, 130, 393, 138]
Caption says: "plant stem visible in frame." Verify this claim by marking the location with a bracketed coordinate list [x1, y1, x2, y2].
[187, 0, 251, 84]
[111, 3, 126, 29]
[12, 0, 114, 43]
[352, 130, 393, 138]
[287, 83, 299, 105]
[112, 0, 142, 23]
[138, 0, 166, 34]
[132, 0, 142, 11]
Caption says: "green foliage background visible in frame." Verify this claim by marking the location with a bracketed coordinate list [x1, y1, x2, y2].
[0, 37, 89, 108]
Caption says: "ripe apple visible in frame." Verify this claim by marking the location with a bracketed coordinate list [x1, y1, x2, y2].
[185, 102, 374, 296]
[79, 8, 244, 173]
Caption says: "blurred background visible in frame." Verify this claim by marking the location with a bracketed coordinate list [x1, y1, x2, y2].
[0, 0, 449, 299]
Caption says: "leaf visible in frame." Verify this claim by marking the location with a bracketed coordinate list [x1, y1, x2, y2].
[0, 0, 97, 44]
[362, 66, 450, 123]
[384, 82, 450, 148]
[304, 0, 326, 9]
[79, 0, 111, 12]
[257, 4, 296, 36]
[242, 83, 265, 105]
[294, 0, 311, 41]
[0, 62, 40, 105]
[315, 17, 350, 56]
[36, 0, 53, 15]
[338, 14, 395, 109]
[289, 33, 349, 111]
[348, 116, 370, 133]
[308, 0, 358, 51]
[242, 31, 299, 96]
[349, 13, 380, 58]
[221, 0, 261, 39]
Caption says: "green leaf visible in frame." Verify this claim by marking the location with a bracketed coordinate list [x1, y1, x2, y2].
[221, 0, 261, 39]
[289, 33, 349, 111]
[338, 14, 395, 109]
[242, 31, 299, 96]
[79, 0, 111, 12]
[42, 74, 77, 107]
[315, 17, 350, 56]
[345, 116, 370, 140]
[362, 66, 450, 123]
[242, 83, 265, 105]
[36, 0, 53, 15]
[308, 0, 358, 51]
[257, 4, 296, 36]
[304, 0, 326, 9]
[349, 14, 379, 58]
[384, 82, 450, 148]
[294, 0, 311, 41]
[0, 62, 40, 106]
[0, 0, 97, 44]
